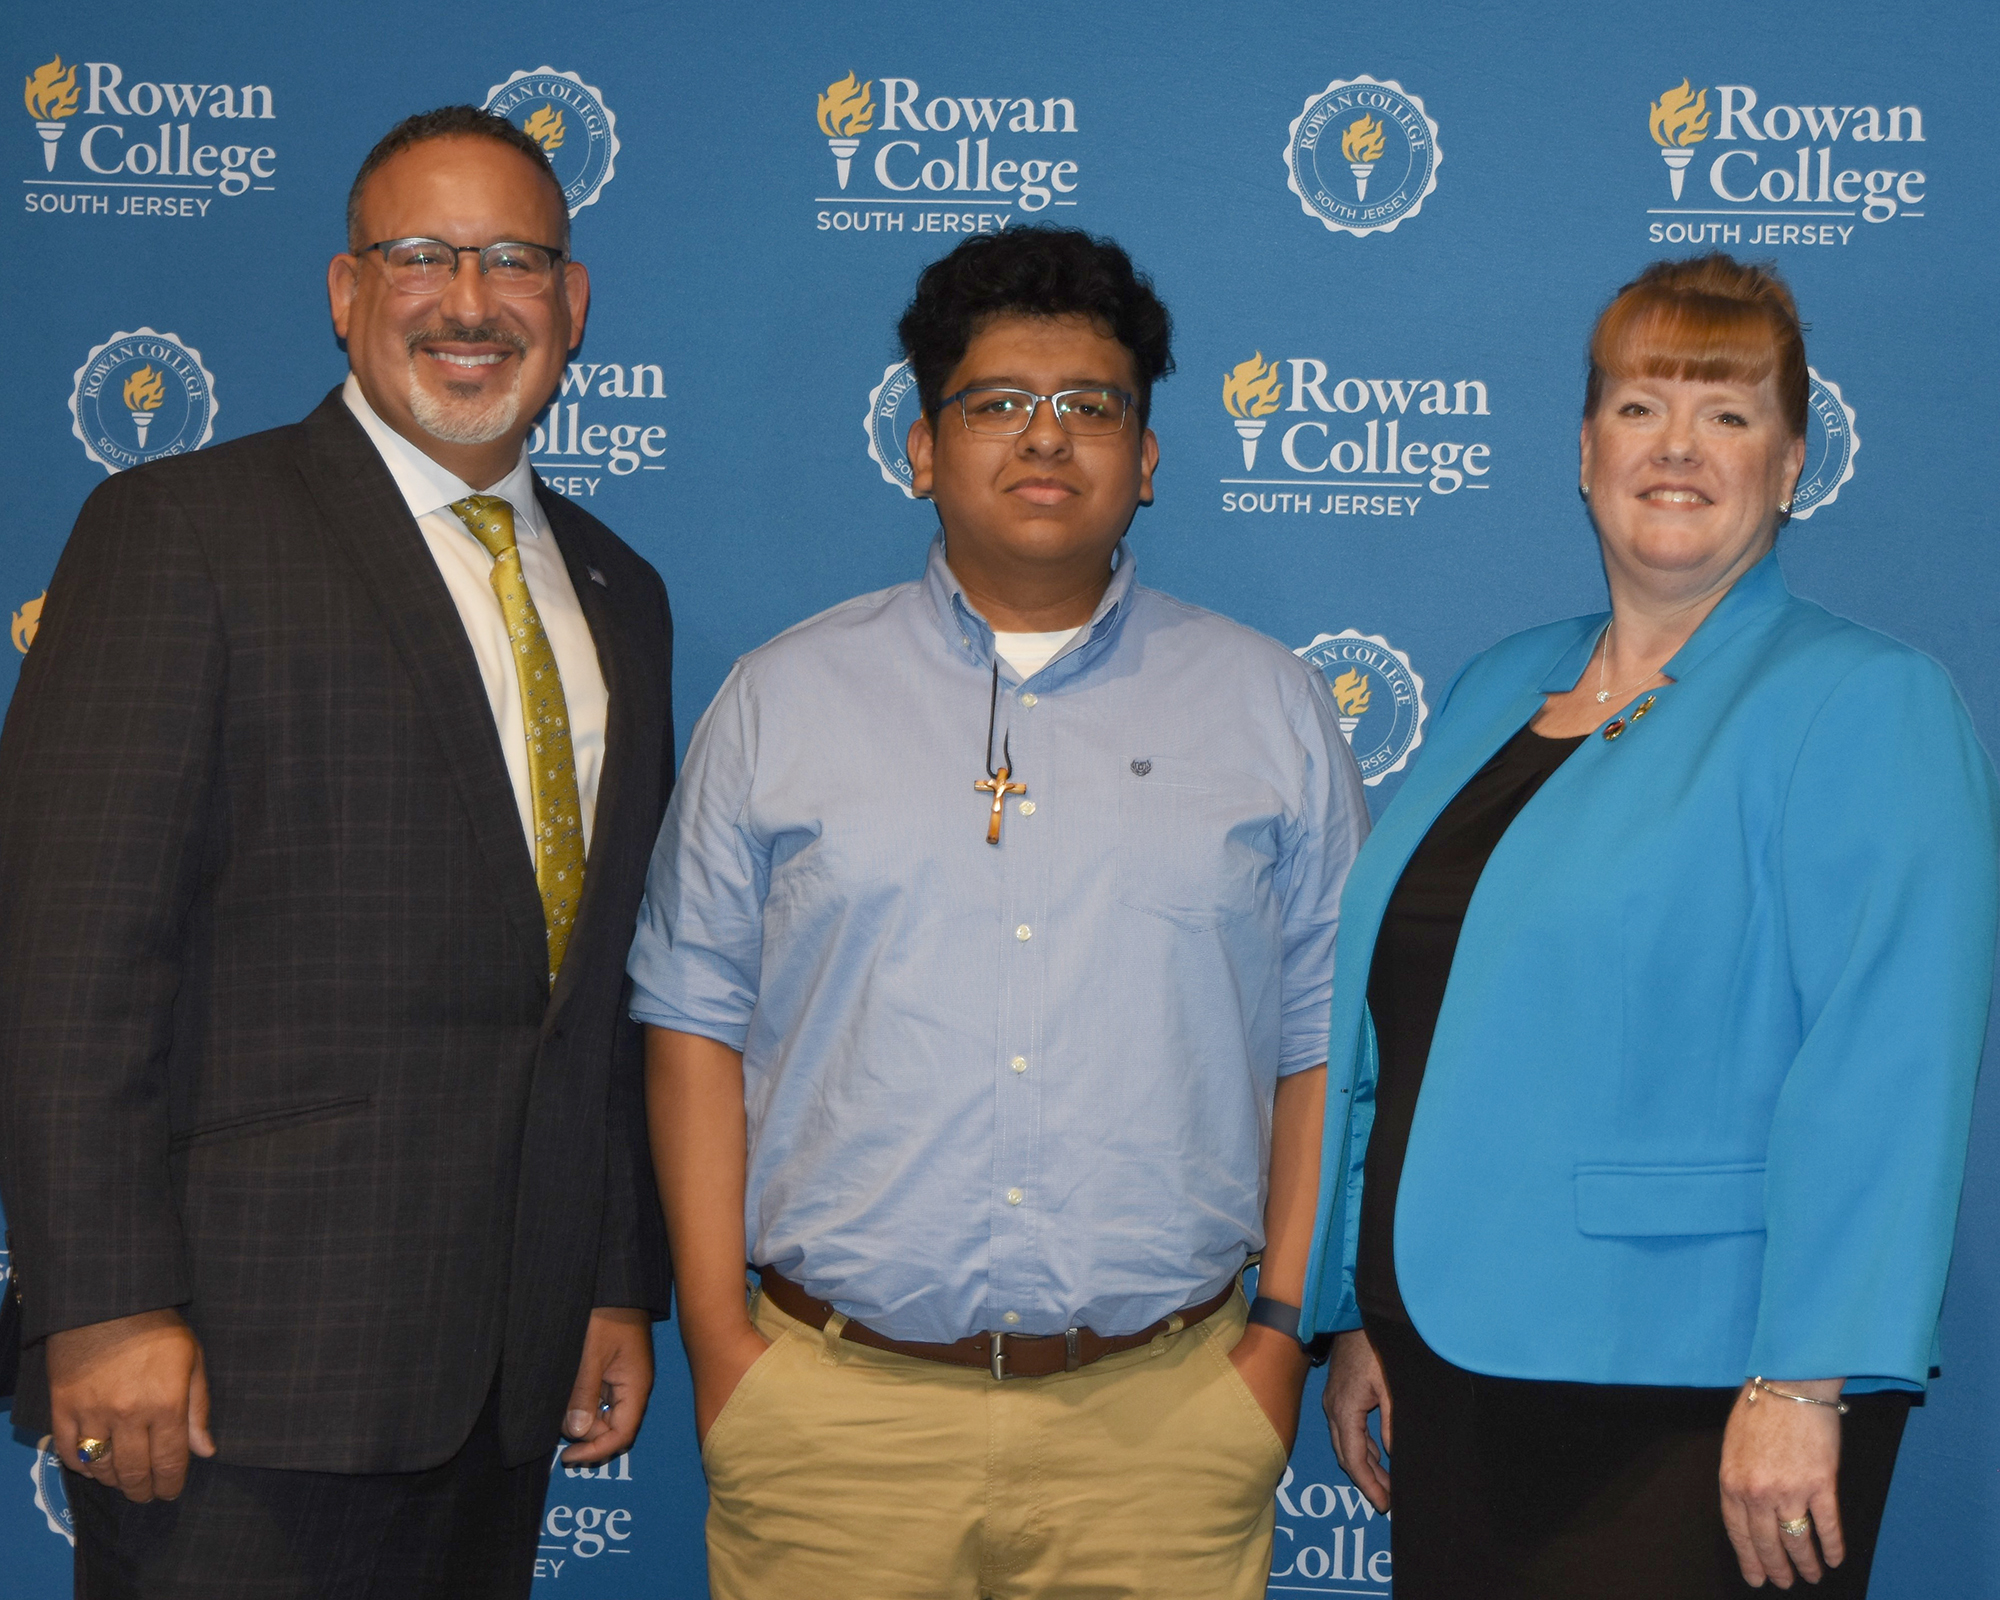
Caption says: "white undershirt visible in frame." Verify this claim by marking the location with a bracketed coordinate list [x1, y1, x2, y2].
[342, 375, 607, 854]
[993, 627, 1083, 681]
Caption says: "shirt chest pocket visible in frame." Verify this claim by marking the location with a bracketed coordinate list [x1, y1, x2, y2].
[1114, 755, 1279, 932]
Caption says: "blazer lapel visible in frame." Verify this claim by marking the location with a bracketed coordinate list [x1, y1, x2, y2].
[537, 483, 640, 1025]
[294, 391, 549, 975]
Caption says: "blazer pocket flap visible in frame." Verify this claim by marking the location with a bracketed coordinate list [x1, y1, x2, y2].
[1574, 1163, 1766, 1238]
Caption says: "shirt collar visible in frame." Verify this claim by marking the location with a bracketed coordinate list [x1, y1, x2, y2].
[341, 373, 544, 538]
[1537, 547, 1792, 693]
[922, 532, 1138, 681]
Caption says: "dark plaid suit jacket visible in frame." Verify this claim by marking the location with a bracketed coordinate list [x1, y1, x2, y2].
[0, 390, 674, 1472]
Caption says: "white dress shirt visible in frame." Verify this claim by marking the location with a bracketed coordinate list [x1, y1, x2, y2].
[343, 375, 607, 853]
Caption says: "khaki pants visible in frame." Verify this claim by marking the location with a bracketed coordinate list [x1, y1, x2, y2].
[701, 1285, 1287, 1600]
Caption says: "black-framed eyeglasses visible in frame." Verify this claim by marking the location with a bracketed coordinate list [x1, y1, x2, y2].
[360, 237, 569, 299]
[938, 386, 1136, 437]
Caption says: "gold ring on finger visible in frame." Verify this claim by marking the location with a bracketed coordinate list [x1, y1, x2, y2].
[76, 1437, 109, 1465]
[1778, 1515, 1812, 1538]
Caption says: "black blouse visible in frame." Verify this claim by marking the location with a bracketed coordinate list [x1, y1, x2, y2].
[1356, 721, 1586, 1325]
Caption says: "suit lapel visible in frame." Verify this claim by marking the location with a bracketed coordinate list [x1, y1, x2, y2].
[294, 391, 549, 976]
[538, 482, 639, 1024]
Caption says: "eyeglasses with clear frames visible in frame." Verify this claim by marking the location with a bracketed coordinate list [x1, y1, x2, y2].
[359, 237, 569, 299]
[938, 386, 1136, 437]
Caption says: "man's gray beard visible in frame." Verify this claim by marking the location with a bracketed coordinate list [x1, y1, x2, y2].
[402, 324, 531, 446]
[407, 372, 522, 446]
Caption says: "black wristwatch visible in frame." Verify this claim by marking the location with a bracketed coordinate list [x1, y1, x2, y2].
[1247, 1294, 1335, 1367]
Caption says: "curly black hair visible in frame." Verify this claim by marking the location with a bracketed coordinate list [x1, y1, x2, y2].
[896, 227, 1175, 424]
[347, 106, 567, 250]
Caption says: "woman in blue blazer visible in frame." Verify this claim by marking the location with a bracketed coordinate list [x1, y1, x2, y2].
[1303, 256, 1999, 1598]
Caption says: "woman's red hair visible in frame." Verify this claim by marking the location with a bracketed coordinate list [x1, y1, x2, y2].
[1585, 254, 1808, 438]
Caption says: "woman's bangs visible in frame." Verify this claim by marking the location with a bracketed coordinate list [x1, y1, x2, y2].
[1594, 296, 1777, 389]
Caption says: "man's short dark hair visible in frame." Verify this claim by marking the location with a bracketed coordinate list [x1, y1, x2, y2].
[346, 106, 568, 250]
[897, 228, 1175, 424]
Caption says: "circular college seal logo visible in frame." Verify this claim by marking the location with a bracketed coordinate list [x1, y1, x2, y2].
[864, 361, 924, 497]
[1789, 367, 1859, 520]
[68, 328, 218, 476]
[1296, 629, 1429, 785]
[484, 68, 620, 215]
[29, 1437, 73, 1544]
[1285, 76, 1443, 238]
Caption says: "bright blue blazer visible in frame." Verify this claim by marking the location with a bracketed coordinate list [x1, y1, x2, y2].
[1300, 554, 2000, 1390]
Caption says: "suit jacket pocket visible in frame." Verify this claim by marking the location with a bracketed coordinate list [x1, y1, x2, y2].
[171, 1095, 371, 1148]
[1573, 1162, 1765, 1238]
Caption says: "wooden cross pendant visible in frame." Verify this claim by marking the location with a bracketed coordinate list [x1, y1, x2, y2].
[974, 766, 1027, 845]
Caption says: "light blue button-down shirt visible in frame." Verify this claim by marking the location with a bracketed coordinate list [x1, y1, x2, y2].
[629, 536, 1368, 1342]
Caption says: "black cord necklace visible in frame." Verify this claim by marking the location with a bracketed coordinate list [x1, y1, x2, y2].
[973, 657, 1026, 844]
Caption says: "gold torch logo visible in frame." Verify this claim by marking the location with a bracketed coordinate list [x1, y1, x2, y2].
[818, 71, 874, 190]
[1331, 667, 1371, 739]
[522, 103, 565, 155]
[123, 365, 166, 448]
[25, 55, 78, 173]
[11, 591, 44, 654]
[1341, 113, 1386, 202]
[1222, 352, 1284, 470]
[1649, 80, 1709, 200]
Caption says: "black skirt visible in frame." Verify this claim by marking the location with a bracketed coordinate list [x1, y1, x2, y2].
[1364, 1314, 1912, 1600]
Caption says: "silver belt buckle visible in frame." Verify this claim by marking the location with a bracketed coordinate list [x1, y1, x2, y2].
[988, 1326, 1085, 1380]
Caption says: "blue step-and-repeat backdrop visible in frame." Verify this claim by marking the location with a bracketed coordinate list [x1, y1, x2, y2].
[3, 1, 1996, 1594]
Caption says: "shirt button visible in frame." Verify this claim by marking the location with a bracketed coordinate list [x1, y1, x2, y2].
[1020, 693, 1038, 707]
[1005, 1187, 1024, 1205]
[1015, 924, 1031, 941]
[1018, 800, 1036, 816]
[1011, 1055, 1028, 1073]
[1003, 1311, 1021, 1325]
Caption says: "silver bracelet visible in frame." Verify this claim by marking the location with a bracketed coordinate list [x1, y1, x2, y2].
[1747, 1376, 1850, 1415]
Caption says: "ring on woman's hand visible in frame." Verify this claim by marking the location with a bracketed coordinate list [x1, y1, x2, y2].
[1777, 1514, 1813, 1538]
[76, 1437, 108, 1465]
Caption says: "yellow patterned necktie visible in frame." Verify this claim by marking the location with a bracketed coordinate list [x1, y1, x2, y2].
[449, 494, 585, 986]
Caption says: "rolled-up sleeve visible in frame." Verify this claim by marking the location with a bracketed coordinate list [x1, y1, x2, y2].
[627, 664, 769, 1048]
[1276, 665, 1371, 1074]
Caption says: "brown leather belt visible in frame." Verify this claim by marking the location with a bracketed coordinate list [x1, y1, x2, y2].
[756, 1267, 1234, 1380]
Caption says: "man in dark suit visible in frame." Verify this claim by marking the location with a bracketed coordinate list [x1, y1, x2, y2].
[0, 105, 673, 1596]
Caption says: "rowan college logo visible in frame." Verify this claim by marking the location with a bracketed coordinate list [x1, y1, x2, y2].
[69, 329, 218, 475]
[1296, 631, 1428, 785]
[484, 68, 618, 215]
[25, 55, 80, 169]
[1791, 367, 1859, 519]
[1649, 79, 1710, 200]
[12, 590, 45, 652]
[864, 361, 923, 496]
[29, 1436, 73, 1544]
[819, 71, 875, 188]
[1223, 352, 1284, 469]
[1285, 76, 1442, 237]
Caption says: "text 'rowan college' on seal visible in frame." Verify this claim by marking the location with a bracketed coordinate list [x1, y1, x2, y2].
[68, 328, 219, 476]
[1285, 75, 1443, 238]
[483, 68, 619, 215]
[1295, 630, 1429, 785]
[864, 360, 924, 496]
[1790, 367, 1860, 520]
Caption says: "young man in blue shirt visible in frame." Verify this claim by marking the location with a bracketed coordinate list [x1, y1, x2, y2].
[630, 227, 1368, 1597]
